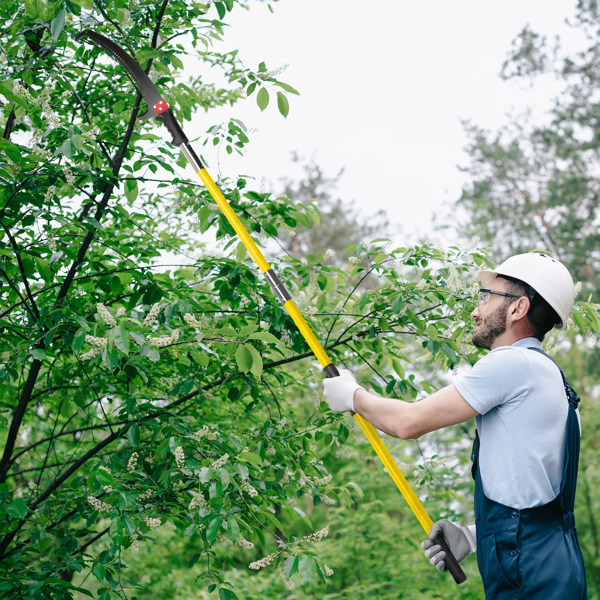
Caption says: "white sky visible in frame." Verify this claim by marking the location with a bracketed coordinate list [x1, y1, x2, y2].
[185, 0, 585, 247]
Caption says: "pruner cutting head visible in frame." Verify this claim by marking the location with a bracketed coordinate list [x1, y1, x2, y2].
[77, 29, 188, 146]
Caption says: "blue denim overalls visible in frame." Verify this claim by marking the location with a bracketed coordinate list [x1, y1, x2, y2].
[471, 347, 587, 599]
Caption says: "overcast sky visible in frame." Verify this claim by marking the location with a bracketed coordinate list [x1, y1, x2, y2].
[185, 0, 584, 247]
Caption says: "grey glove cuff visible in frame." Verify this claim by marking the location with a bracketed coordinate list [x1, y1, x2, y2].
[465, 524, 477, 554]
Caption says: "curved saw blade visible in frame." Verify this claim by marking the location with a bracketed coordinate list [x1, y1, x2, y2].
[77, 29, 169, 120]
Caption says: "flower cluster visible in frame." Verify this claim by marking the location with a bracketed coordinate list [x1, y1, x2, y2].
[210, 453, 229, 470]
[174, 446, 185, 469]
[313, 473, 332, 486]
[137, 488, 153, 502]
[249, 551, 277, 570]
[130, 532, 140, 553]
[97, 303, 116, 328]
[238, 537, 254, 549]
[193, 425, 210, 441]
[303, 526, 330, 544]
[147, 329, 179, 348]
[85, 335, 107, 348]
[81, 347, 101, 361]
[446, 264, 464, 294]
[189, 492, 207, 510]
[87, 495, 112, 512]
[183, 313, 200, 328]
[240, 480, 258, 498]
[321, 495, 336, 506]
[143, 303, 161, 327]
[144, 516, 161, 528]
[127, 452, 138, 471]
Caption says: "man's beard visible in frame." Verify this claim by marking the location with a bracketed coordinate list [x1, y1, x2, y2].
[472, 303, 508, 350]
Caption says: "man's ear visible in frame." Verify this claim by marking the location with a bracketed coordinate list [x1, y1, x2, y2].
[509, 296, 530, 323]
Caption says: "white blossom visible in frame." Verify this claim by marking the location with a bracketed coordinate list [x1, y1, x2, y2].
[81, 347, 101, 361]
[130, 532, 139, 553]
[302, 526, 330, 543]
[249, 551, 278, 570]
[96, 303, 116, 328]
[127, 452, 138, 471]
[146, 329, 179, 348]
[87, 495, 112, 512]
[143, 303, 162, 326]
[174, 446, 185, 469]
[189, 492, 207, 510]
[144, 516, 161, 528]
[193, 425, 210, 441]
[237, 537, 254, 549]
[241, 480, 258, 498]
[85, 335, 108, 347]
[210, 453, 229, 470]
[184, 313, 200, 328]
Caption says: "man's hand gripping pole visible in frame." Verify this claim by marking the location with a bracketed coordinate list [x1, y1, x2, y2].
[76, 30, 466, 585]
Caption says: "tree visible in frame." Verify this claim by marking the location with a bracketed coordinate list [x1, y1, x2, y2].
[2, 2, 600, 599]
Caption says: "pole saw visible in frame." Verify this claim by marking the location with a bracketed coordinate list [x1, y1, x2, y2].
[76, 29, 466, 585]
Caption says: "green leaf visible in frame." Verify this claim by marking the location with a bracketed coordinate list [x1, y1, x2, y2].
[206, 517, 221, 544]
[236, 241, 247, 261]
[124, 179, 138, 203]
[113, 325, 130, 355]
[96, 470, 115, 487]
[7, 498, 28, 519]
[30, 349, 46, 361]
[127, 423, 140, 448]
[92, 563, 106, 582]
[391, 294, 403, 314]
[359, 292, 368, 310]
[276, 92, 289, 117]
[50, 4, 65, 40]
[284, 554, 299, 579]
[238, 451, 262, 465]
[299, 555, 317, 582]
[248, 332, 280, 344]
[246, 344, 263, 378]
[235, 344, 253, 373]
[215, 1, 226, 19]
[34, 256, 53, 282]
[257, 87, 269, 111]
[227, 517, 240, 543]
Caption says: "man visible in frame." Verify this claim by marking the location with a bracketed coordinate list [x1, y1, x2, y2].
[323, 253, 587, 599]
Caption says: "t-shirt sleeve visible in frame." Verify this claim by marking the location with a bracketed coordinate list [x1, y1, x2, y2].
[455, 347, 531, 415]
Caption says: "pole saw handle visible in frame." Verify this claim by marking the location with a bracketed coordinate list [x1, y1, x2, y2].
[434, 533, 467, 585]
[323, 363, 340, 378]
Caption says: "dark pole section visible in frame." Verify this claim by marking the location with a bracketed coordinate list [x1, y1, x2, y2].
[323, 363, 339, 378]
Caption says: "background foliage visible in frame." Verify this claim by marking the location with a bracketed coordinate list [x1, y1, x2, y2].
[1, 1, 600, 600]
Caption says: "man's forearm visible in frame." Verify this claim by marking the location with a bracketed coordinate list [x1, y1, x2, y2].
[353, 388, 415, 439]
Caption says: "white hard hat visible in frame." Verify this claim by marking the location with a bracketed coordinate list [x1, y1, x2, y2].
[479, 253, 575, 329]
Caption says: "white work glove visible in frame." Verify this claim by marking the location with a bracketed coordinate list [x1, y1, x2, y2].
[421, 520, 476, 572]
[322, 369, 363, 413]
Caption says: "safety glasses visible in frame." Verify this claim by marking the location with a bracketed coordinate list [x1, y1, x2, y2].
[478, 288, 521, 307]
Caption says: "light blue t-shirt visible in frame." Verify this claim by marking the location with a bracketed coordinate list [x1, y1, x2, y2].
[455, 337, 570, 509]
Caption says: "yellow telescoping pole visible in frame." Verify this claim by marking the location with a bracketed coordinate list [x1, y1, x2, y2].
[77, 27, 465, 585]
[191, 154, 437, 532]
[181, 148, 466, 584]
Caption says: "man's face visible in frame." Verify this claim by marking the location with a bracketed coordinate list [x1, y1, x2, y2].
[470, 279, 515, 350]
